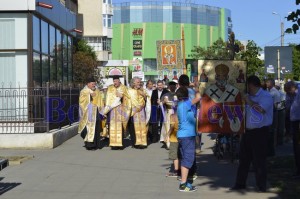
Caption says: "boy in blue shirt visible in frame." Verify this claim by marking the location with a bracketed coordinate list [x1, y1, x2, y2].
[176, 87, 197, 192]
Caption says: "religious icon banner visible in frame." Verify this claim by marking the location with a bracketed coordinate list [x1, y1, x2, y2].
[197, 60, 247, 134]
[156, 40, 183, 71]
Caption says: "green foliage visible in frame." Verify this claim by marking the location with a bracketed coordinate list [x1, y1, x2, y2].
[190, 39, 265, 79]
[290, 44, 300, 81]
[190, 39, 231, 60]
[240, 40, 265, 79]
[73, 39, 97, 84]
[286, 1, 300, 33]
[73, 51, 97, 83]
[75, 40, 97, 60]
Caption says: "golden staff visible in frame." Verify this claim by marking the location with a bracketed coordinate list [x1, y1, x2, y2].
[181, 27, 186, 75]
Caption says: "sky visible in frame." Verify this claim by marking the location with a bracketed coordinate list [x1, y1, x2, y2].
[113, 0, 300, 49]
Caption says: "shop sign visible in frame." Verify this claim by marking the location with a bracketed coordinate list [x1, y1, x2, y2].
[132, 28, 143, 37]
[134, 51, 142, 56]
[133, 40, 142, 50]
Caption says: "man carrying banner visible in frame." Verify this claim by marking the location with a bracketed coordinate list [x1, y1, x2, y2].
[102, 75, 131, 149]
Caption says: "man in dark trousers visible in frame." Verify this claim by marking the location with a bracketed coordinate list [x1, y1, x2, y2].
[230, 75, 273, 192]
[149, 80, 169, 143]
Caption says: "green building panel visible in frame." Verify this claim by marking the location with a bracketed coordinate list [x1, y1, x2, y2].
[220, 8, 226, 41]
[199, 25, 209, 49]
[212, 26, 220, 43]
[112, 24, 121, 59]
[112, 23, 225, 61]
[144, 23, 163, 58]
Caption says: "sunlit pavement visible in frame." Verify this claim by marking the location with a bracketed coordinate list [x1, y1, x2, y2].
[0, 134, 280, 199]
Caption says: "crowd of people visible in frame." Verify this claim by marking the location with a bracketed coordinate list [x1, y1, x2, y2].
[77, 73, 300, 193]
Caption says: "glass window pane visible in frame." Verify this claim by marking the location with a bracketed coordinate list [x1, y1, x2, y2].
[103, 15, 107, 27]
[63, 34, 68, 82]
[68, 61, 72, 82]
[68, 36, 72, 82]
[41, 20, 49, 54]
[33, 52, 41, 86]
[42, 55, 49, 83]
[33, 16, 40, 52]
[56, 31, 62, 82]
[50, 57, 56, 82]
[49, 25, 56, 56]
[107, 15, 112, 28]
[68, 36, 72, 63]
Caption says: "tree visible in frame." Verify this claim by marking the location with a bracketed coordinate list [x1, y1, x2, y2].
[290, 44, 300, 81]
[73, 39, 97, 84]
[286, 0, 300, 34]
[190, 38, 231, 60]
[189, 39, 264, 78]
[240, 40, 265, 79]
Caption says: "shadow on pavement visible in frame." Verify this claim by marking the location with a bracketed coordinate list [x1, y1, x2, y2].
[0, 178, 21, 195]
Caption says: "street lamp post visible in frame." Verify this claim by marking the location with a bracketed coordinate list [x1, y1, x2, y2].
[272, 12, 285, 81]
[272, 12, 284, 46]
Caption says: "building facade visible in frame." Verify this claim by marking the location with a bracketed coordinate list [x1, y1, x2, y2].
[78, 0, 113, 64]
[0, 0, 79, 88]
[112, 1, 232, 80]
[0, 0, 81, 133]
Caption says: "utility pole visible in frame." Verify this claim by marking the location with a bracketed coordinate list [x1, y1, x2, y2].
[280, 21, 284, 46]
[272, 12, 284, 46]
[277, 49, 281, 80]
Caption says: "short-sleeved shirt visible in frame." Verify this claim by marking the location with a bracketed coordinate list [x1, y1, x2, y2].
[269, 87, 281, 109]
[177, 99, 196, 138]
[291, 85, 300, 121]
[246, 88, 274, 129]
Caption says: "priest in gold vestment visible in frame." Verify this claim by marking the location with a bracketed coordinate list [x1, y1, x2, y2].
[78, 77, 104, 150]
[102, 76, 131, 149]
[128, 77, 149, 148]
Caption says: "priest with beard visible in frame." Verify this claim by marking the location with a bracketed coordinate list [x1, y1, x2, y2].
[102, 75, 131, 149]
[128, 77, 150, 148]
[78, 76, 104, 150]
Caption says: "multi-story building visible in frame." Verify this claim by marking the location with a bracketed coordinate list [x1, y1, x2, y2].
[0, 0, 81, 141]
[78, 0, 113, 64]
[0, 0, 80, 88]
[112, 1, 232, 80]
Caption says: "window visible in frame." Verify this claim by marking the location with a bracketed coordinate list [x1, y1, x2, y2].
[107, 15, 112, 28]
[41, 20, 49, 54]
[103, 0, 112, 4]
[49, 25, 56, 56]
[33, 52, 41, 86]
[144, 59, 157, 72]
[84, 37, 111, 51]
[33, 16, 40, 51]
[56, 30, 62, 82]
[103, 15, 113, 28]
[103, 15, 106, 27]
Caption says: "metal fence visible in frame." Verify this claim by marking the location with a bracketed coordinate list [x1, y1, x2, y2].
[0, 82, 80, 134]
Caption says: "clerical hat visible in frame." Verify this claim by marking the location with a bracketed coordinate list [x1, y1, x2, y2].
[86, 76, 96, 83]
[109, 75, 122, 80]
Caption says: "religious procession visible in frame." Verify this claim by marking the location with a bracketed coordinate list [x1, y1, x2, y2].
[77, 61, 300, 193]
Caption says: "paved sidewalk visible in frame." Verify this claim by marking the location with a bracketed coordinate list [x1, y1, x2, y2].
[0, 134, 280, 199]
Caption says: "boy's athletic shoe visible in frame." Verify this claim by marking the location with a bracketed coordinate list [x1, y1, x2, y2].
[179, 182, 197, 192]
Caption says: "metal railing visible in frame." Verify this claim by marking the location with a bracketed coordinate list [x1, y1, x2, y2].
[0, 82, 80, 134]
